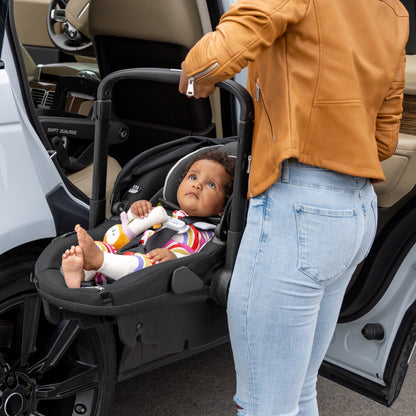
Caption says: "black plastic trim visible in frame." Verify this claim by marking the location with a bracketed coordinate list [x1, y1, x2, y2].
[207, 0, 224, 28]
[0, 0, 7, 57]
[37, 285, 210, 317]
[46, 185, 89, 234]
[319, 361, 391, 406]
[383, 300, 416, 403]
[340, 198, 416, 322]
[401, 0, 416, 54]
[116, 335, 229, 383]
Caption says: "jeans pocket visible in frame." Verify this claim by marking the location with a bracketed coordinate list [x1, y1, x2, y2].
[295, 204, 358, 284]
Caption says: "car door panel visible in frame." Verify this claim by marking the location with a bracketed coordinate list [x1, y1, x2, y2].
[322, 52, 416, 406]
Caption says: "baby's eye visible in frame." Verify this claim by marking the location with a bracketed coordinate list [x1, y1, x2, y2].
[207, 181, 216, 189]
[189, 174, 197, 180]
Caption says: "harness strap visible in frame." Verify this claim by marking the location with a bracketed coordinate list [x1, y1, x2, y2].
[117, 215, 217, 254]
[143, 227, 178, 252]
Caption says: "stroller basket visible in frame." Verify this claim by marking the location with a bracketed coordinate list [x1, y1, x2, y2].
[34, 68, 254, 351]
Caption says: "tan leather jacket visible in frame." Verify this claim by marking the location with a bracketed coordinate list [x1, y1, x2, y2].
[183, 0, 409, 197]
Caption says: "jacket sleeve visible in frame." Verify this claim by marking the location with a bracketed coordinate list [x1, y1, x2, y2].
[376, 50, 406, 161]
[183, 0, 309, 84]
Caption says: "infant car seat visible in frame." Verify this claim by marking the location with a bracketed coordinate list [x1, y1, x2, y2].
[34, 68, 254, 353]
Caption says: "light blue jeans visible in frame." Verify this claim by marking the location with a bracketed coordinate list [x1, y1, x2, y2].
[227, 160, 378, 416]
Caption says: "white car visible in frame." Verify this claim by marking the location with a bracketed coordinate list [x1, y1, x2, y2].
[0, 0, 415, 415]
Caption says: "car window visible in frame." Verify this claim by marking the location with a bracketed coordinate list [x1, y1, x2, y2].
[0, 0, 8, 59]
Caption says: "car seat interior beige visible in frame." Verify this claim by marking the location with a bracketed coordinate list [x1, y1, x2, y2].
[14, 0, 54, 50]
[67, 156, 121, 217]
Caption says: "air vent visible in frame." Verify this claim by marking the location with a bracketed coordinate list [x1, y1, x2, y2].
[44, 91, 55, 108]
[31, 88, 45, 107]
[31, 88, 55, 109]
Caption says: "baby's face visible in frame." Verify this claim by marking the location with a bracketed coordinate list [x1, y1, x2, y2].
[177, 159, 229, 217]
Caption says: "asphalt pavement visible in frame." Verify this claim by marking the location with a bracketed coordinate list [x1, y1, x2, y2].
[112, 342, 416, 415]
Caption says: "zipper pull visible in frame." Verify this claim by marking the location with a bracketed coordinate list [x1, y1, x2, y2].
[186, 77, 195, 97]
[247, 155, 252, 174]
[255, 84, 260, 102]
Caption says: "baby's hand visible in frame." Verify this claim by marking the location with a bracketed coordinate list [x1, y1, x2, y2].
[147, 248, 176, 263]
[130, 200, 153, 218]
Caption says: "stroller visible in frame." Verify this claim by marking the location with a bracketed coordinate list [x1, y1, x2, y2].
[34, 68, 254, 352]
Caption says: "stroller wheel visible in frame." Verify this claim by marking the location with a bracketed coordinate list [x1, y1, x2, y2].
[0, 245, 116, 416]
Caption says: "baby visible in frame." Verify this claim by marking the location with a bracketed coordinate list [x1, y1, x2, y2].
[61, 150, 235, 288]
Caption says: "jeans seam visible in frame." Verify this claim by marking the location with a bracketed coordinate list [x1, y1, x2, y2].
[243, 194, 268, 413]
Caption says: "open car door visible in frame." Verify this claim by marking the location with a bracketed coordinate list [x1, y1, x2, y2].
[320, 2, 416, 406]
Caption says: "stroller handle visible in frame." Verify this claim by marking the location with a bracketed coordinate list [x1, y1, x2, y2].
[96, 67, 254, 121]
[91, 67, 254, 227]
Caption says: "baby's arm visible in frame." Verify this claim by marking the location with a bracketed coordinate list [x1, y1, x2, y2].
[146, 248, 176, 263]
[130, 200, 153, 218]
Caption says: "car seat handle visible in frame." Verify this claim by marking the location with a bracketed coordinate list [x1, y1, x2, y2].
[90, 68, 254, 227]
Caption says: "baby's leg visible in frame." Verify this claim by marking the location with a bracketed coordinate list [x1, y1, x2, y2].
[97, 252, 153, 280]
[62, 246, 85, 288]
[74, 225, 154, 281]
[75, 224, 105, 270]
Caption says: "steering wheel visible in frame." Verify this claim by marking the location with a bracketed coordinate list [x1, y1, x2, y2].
[47, 0, 93, 54]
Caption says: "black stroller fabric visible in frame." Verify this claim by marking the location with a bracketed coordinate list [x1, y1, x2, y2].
[35, 136, 237, 349]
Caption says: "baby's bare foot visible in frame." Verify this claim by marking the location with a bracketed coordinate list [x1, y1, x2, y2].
[75, 224, 104, 270]
[62, 246, 85, 288]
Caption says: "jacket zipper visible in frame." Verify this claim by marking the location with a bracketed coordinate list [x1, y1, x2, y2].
[255, 83, 276, 142]
[186, 63, 219, 96]
[247, 155, 252, 174]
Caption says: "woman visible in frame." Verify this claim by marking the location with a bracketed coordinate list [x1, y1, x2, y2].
[179, 0, 409, 415]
